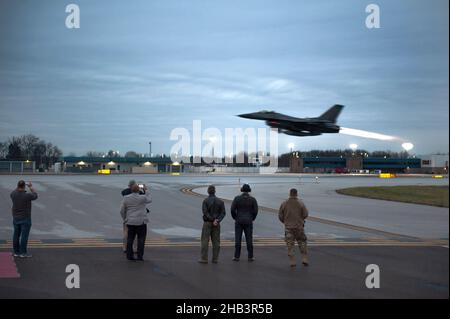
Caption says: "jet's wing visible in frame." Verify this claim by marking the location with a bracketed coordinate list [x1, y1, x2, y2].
[238, 104, 344, 124]
[238, 111, 298, 121]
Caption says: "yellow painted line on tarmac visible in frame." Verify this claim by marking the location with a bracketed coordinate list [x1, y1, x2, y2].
[72, 241, 107, 244]
[0, 240, 447, 249]
[254, 241, 286, 244]
[6, 240, 42, 243]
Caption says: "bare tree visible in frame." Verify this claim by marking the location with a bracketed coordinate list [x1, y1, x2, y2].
[0, 142, 8, 159]
[3, 134, 63, 168]
[85, 151, 105, 158]
[124, 151, 141, 158]
[107, 150, 121, 158]
[6, 137, 23, 160]
[19, 134, 40, 159]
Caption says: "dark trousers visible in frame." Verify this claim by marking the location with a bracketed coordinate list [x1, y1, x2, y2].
[126, 224, 147, 259]
[234, 223, 253, 259]
[13, 217, 32, 255]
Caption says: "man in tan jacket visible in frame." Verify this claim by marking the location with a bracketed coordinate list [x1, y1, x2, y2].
[279, 188, 309, 267]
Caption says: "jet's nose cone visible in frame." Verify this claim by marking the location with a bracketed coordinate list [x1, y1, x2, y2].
[238, 113, 255, 119]
[238, 112, 264, 119]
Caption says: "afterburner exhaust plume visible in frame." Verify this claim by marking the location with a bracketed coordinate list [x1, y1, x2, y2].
[339, 127, 397, 141]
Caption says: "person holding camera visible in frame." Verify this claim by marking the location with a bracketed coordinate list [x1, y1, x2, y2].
[10, 180, 38, 258]
[120, 180, 146, 254]
[231, 184, 258, 262]
[199, 185, 226, 264]
[120, 183, 152, 261]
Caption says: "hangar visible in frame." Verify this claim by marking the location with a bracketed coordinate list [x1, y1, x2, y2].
[290, 156, 425, 174]
[1, 155, 447, 175]
[62, 156, 177, 174]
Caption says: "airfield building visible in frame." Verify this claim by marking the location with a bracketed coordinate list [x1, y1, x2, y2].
[418, 154, 449, 174]
[290, 156, 426, 174]
[1, 155, 447, 175]
[62, 156, 178, 174]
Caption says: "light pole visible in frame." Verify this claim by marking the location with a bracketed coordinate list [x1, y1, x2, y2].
[349, 143, 358, 156]
[149, 141, 152, 157]
[209, 137, 217, 159]
[288, 143, 295, 153]
[287, 143, 295, 171]
[401, 143, 414, 169]
[402, 142, 414, 156]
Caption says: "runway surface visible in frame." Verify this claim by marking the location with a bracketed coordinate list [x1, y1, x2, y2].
[0, 174, 448, 241]
[0, 174, 448, 298]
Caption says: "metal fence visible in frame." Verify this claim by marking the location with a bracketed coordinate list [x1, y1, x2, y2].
[184, 166, 289, 174]
[0, 161, 35, 173]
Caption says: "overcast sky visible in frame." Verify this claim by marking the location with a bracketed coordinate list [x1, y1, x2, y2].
[0, 0, 448, 156]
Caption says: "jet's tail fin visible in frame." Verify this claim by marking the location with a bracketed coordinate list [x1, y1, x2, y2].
[318, 104, 344, 123]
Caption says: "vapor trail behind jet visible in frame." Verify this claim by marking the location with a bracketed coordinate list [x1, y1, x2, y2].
[339, 127, 397, 141]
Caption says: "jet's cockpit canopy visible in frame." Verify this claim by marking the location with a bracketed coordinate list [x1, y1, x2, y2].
[260, 110, 275, 114]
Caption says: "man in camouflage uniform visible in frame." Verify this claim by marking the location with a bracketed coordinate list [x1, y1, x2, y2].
[278, 188, 309, 267]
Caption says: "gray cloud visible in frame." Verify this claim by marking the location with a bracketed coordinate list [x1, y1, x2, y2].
[0, 0, 448, 155]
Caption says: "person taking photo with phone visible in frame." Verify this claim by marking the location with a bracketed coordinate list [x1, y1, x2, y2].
[120, 183, 152, 261]
[10, 180, 38, 258]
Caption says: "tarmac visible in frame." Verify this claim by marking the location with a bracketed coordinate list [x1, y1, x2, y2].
[0, 174, 448, 298]
[0, 246, 448, 298]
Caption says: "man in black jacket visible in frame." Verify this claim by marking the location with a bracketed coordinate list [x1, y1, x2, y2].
[199, 185, 226, 264]
[231, 184, 258, 261]
[121, 179, 137, 197]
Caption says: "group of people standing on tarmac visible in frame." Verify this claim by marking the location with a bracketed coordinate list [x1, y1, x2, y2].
[120, 180, 309, 267]
[9, 178, 309, 267]
[199, 184, 259, 264]
[198, 184, 309, 267]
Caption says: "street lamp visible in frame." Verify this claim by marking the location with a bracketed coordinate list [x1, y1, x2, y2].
[402, 142, 414, 159]
[288, 143, 295, 153]
[209, 136, 217, 158]
[349, 144, 358, 151]
[401, 142, 414, 152]
[349, 143, 358, 157]
[228, 152, 233, 163]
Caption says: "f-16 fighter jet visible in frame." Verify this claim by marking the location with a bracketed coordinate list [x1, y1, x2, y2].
[238, 104, 344, 137]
